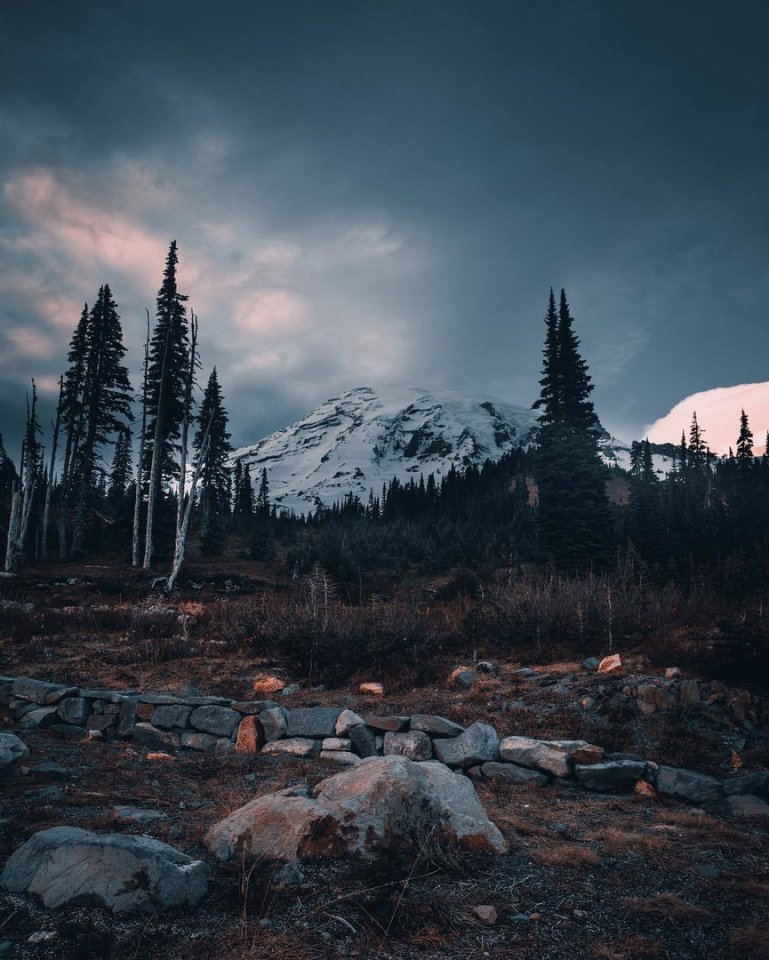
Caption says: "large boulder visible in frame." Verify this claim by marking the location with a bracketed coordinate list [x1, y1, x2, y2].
[0, 826, 208, 912]
[0, 732, 29, 768]
[205, 755, 506, 862]
[432, 722, 499, 768]
[285, 707, 340, 738]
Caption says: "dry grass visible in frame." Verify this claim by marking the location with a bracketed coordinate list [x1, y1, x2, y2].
[532, 842, 601, 868]
[623, 892, 715, 923]
[587, 826, 672, 866]
[729, 925, 769, 960]
[592, 935, 664, 959]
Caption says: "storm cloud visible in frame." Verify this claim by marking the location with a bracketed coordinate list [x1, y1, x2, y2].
[1, 0, 768, 456]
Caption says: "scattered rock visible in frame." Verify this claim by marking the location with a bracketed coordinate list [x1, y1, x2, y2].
[448, 667, 478, 690]
[113, 805, 170, 824]
[582, 657, 600, 672]
[0, 732, 29, 768]
[18, 706, 60, 730]
[656, 766, 725, 804]
[0, 826, 208, 912]
[205, 756, 506, 862]
[410, 714, 464, 737]
[383, 730, 433, 761]
[252, 676, 285, 696]
[285, 707, 340, 738]
[480, 762, 548, 785]
[359, 682, 384, 696]
[273, 861, 306, 888]
[432, 722, 499, 769]
[471, 905, 497, 925]
[634, 780, 657, 798]
[261, 738, 320, 759]
[574, 760, 646, 792]
[475, 661, 496, 675]
[597, 654, 622, 674]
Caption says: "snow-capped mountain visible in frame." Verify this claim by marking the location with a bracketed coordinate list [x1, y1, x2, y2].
[232, 386, 540, 513]
[232, 385, 668, 514]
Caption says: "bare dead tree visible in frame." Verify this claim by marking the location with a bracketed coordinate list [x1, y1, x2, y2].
[41, 376, 63, 561]
[166, 407, 214, 593]
[143, 325, 171, 570]
[176, 310, 198, 540]
[132, 312, 150, 567]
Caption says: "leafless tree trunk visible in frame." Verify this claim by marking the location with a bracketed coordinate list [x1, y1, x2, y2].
[176, 311, 198, 540]
[4, 485, 21, 573]
[41, 377, 63, 561]
[132, 313, 150, 567]
[166, 408, 213, 593]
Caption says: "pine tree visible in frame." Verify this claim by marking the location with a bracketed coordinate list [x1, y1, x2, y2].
[533, 289, 612, 568]
[257, 467, 270, 516]
[736, 409, 753, 477]
[71, 284, 133, 553]
[194, 368, 232, 555]
[108, 426, 133, 504]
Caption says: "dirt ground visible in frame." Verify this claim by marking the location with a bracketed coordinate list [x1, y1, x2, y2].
[1, 566, 768, 960]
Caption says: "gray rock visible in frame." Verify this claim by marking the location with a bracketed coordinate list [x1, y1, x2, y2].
[720, 794, 769, 818]
[656, 766, 725, 804]
[47, 724, 88, 741]
[452, 669, 478, 690]
[12, 678, 78, 705]
[285, 707, 340, 738]
[180, 732, 219, 751]
[723, 772, 769, 797]
[259, 706, 288, 741]
[0, 826, 208, 912]
[432, 722, 499, 768]
[383, 730, 433, 761]
[23, 762, 67, 781]
[133, 723, 181, 751]
[321, 738, 352, 751]
[410, 714, 464, 737]
[480, 762, 548, 785]
[152, 704, 193, 730]
[261, 738, 320, 759]
[349, 724, 379, 758]
[189, 705, 241, 737]
[513, 667, 536, 677]
[11, 700, 44, 719]
[281, 684, 300, 696]
[139, 693, 183, 705]
[364, 715, 410, 732]
[113, 805, 170, 824]
[319, 750, 359, 764]
[231, 700, 279, 714]
[498, 737, 599, 777]
[116, 699, 138, 737]
[574, 760, 647, 792]
[335, 709, 366, 736]
[0, 732, 29, 768]
[273, 861, 305, 887]
[56, 697, 90, 725]
[18, 706, 60, 730]
[582, 657, 600, 672]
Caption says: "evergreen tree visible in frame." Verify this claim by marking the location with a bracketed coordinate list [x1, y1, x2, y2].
[143, 241, 190, 489]
[108, 426, 133, 504]
[256, 467, 270, 516]
[533, 289, 612, 568]
[194, 368, 232, 555]
[736, 409, 754, 477]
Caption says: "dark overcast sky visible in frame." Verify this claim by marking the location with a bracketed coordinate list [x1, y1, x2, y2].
[2, 0, 768, 456]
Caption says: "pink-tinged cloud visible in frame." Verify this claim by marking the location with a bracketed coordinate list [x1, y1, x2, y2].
[233, 288, 309, 334]
[6, 327, 56, 359]
[646, 382, 769, 454]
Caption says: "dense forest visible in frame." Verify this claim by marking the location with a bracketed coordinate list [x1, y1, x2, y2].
[3, 243, 769, 611]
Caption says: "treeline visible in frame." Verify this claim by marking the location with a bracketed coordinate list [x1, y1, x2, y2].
[3, 277, 769, 603]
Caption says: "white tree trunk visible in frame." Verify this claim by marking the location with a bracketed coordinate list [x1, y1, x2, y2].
[132, 313, 150, 567]
[41, 378, 63, 561]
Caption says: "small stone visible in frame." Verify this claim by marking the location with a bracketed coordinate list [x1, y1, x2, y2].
[27, 931, 58, 945]
[472, 905, 497, 925]
[582, 657, 600, 671]
[665, 667, 682, 679]
[113, 805, 170, 824]
[0, 732, 29, 768]
[475, 661, 496, 674]
[322, 738, 352, 751]
[252, 676, 285, 696]
[146, 752, 176, 761]
[359, 682, 385, 696]
[273, 861, 305, 887]
[319, 750, 359, 764]
[580, 697, 594, 710]
[634, 780, 657, 798]
[19, 706, 60, 730]
[335, 709, 366, 736]
[513, 667, 536, 677]
[281, 684, 300, 696]
[597, 654, 622, 674]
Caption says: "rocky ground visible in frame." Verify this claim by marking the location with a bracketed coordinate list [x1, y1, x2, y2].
[1, 568, 768, 959]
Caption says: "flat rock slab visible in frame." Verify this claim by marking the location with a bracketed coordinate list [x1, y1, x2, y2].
[134, 723, 181, 752]
[12, 678, 78, 705]
[499, 737, 600, 777]
[656, 766, 725, 804]
[480, 762, 548, 785]
[205, 755, 506, 863]
[574, 760, 647, 792]
[721, 794, 769, 818]
[410, 715, 464, 737]
[0, 733, 29, 768]
[18, 707, 60, 731]
[113, 805, 170, 824]
[364, 715, 410, 732]
[285, 707, 340, 738]
[262, 738, 320, 759]
[0, 826, 208, 912]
